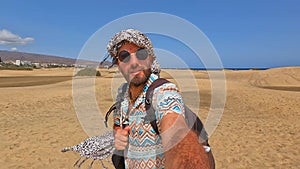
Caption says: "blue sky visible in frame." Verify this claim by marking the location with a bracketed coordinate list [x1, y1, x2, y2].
[0, 0, 299, 68]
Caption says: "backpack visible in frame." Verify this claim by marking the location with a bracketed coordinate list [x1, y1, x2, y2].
[105, 78, 215, 169]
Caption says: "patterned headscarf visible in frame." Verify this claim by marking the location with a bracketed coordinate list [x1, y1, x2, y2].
[106, 29, 160, 75]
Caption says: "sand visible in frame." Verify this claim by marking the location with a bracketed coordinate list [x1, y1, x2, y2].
[0, 67, 299, 169]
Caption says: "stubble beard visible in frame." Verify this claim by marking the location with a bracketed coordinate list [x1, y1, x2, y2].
[129, 68, 151, 87]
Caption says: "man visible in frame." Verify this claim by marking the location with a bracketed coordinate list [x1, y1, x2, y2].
[107, 29, 210, 169]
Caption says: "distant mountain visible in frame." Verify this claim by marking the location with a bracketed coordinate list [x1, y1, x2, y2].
[0, 50, 111, 67]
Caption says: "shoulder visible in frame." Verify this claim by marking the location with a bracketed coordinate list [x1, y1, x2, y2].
[153, 81, 180, 95]
[152, 81, 184, 110]
[113, 83, 127, 119]
[152, 80, 185, 123]
[116, 83, 128, 102]
[153, 81, 181, 103]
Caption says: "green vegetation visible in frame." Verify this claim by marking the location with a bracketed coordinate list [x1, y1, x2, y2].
[75, 68, 101, 77]
[0, 63, 33, 70]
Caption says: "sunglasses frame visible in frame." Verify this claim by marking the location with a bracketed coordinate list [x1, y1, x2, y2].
[116, 48, 149, 63]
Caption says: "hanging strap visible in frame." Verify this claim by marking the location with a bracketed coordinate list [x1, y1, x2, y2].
[104, 83, 128, 128]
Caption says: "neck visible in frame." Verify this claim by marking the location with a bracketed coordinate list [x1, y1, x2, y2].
[129, 83, 145, 103]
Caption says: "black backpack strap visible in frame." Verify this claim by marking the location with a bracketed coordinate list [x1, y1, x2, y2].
[112, 151, 126, 169]
[104, 103, 117, 127]
[145, 79, 208, 140]
[145, 79, 215, 169]
[104, 83, 128, 128]
[144, 78, 170, 135]
[103, 83, 128, 169]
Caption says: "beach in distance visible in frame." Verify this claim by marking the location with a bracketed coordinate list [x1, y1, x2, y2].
[0, 67, 299, 169]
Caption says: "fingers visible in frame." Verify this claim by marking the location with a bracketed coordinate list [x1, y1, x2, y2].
[114, 126, 130, 150]
[123, 126, 131, 134]
[115, 139, 128, 150]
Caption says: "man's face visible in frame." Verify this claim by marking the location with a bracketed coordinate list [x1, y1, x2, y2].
[116, 42, 153, 86]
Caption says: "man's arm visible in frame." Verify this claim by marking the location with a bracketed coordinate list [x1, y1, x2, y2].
[161, 113, 210, 169]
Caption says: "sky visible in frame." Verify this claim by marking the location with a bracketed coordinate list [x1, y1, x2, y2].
[0, 0, 299, 68]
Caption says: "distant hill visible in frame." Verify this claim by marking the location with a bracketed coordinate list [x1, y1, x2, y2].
[0, 50, 111, 67]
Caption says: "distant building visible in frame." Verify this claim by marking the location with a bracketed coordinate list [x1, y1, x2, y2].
[41, 63, 49, 67]
[21, 60, 32, 66]
[32, 63, 41, 68]
[16, 60, 21, 66]
[74, 64, 88, 68]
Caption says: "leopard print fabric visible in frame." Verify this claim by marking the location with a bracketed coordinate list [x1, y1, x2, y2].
[61, 131, 114, 168]
[106, 28, 161, 75]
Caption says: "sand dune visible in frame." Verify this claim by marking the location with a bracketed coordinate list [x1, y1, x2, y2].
[0, 67, 299, 168]
[249, 67, 300, 91]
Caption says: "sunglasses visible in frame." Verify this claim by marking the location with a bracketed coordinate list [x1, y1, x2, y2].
[116, 48, 148, 63]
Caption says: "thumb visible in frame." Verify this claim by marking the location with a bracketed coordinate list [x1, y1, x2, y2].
[122, 126, 131, 135]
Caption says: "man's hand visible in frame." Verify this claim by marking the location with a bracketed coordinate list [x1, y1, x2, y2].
[114, 126, 130, 150]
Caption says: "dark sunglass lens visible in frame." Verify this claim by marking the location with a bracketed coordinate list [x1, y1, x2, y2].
[118, 51, 130, 63]
[136, 48, 148, 60]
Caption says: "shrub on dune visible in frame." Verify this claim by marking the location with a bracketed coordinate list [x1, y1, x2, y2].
[75, 68, 101, 77]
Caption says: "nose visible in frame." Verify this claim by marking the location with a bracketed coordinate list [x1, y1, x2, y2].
[128, 53, 139, 66]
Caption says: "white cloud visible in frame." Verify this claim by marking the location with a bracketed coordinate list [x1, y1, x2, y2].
[0, 29, 34, 45]
[11, 47, 18, 51]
